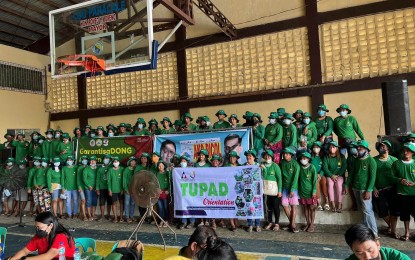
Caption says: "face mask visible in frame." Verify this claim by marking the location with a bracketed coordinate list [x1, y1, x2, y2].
[41, 162, 48, 167]
[54, 162, 60, 167]
[38, 139, 44, 144]
[66, 161, 73, 166]
[313, 147, 321, 154]
[90, 163, 96, 167]
[55, 133, 61, 138]
[152, 156, 159, 164]
[104, 159, 110, 165]
[113, 162, 120, 167]
[36, 226, 49, 238]
[378, 148, 387, 155]
[339, 111, 348, 117]
[180, 162, 187, 168]
[6, 162, 13, 166]
[318, 110, 326, 117]
[300, 159, 309, 166]
[19, 165, 26, 169]
[34, 161, 40, 167]
[269, 119, 276, 124]
[33, 135, 38, 140]
[82, 160, 88, 165]
[303, 118, 310, 125]
[90, 134, 96, 138]
[266, 159, 272, 164]
[47, 134, 53, 139]
[358, 150, 367, 158]
[206, 121, 211, 126]
[283, 119, 291, 125]
[85, 131, 89, 135]
[108, 132, 114, 137]
[138, 124, 143, 129]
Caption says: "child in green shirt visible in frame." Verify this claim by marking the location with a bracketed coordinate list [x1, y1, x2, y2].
[47, 157, 64, 218]
[298, 152, 317, 233]
[61, 155, 78, 218]
[123, 156, 136, 223]
[96, 154, 112, 221]
[108, 157, 124, 223]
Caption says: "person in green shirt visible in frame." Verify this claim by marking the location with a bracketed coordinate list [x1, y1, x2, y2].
[181, 112, 197, 132]
[148, 118, 161, 135]
[391, 142, 415, 242]
[160, 117, 175, 134]
[156, 160, 170, 227]
[42, 129, 54, 162]
[73, 127, 82, 140]
[311, 141, 328, 211]
[12, 132, 29, 162]
[242, 111, 254, 127]
[83, 155, 98, 221]
[298, 112, 318, 149]
[344, 140, 378, 237]
[264, 112, 283, 164]
[372, 140, 399, 239]
[197, 116, 213, 131]
[150, 152, 161, 173]
[117, 123, 128, 136]
[333, 104, 365, 155]
[96, 154, 113, 221]
[252, 113, 265, 161]
[123, 156, 136, 223]
[135, 152, 150, 173]
[96, 126, 106, 138]
[281, 113, 297, 149]
[27, 156, 42, 216]
[213, 110, 231, 129]
[77, 155, 89, 221]
[280, 146, 300, 233]
[47, 157, 63, 218]
[28, 131, 40, 161]
[61, 155, 78, 219]
[108, 156, 124, 223]
[293, 109, 304, 134]
[347, 141, 359, 211]
[106, 124, 117, 137]
[133, 118, 151, 136]
[260, 150, 282, 232]
[34, 157, 51, 212]
[30, 139, 43, 160]
[51, 129, 63, 159]
[224, 151, 240, 167]
[313, 104, 334, 149]
[1, 158, 18, 215]
[173, 119, 182, 132]
[297, 152, 317, 233]
[194, 149, 211, 168]
[228, 114, 241, 129]
[82, 125, 92, 139]
[322, 141, 346, 213]
[344, 224, 411, 260]
[56, 133, 73, 163]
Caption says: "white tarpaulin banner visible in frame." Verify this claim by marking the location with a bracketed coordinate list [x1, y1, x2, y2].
[173, 165, 263, 219]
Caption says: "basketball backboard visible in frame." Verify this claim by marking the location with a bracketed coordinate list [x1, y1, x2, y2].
[49, 0, 186, 78]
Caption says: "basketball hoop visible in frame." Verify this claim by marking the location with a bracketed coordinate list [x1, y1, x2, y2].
[58, 54, 106, 76]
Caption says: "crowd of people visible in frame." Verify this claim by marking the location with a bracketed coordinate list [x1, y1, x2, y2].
[0, 104, 415, 243]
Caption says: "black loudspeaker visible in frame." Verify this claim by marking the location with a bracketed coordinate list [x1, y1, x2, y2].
[381, 80, 412, 135]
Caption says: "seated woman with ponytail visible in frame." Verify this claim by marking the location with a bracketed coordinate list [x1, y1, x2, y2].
[196, 236, 237, 260]
[10, 211, 75, 259]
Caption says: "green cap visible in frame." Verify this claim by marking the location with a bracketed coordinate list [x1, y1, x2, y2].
[406, 133, 415, 141]
[127, 156, 137, 165]
[303, 112, 312, 119]
[67, 155, 74, 160]
[89, 156, 97, 161]
[62, 133, 70, 139]
[52, 157, 61, 163]
[243, 111, 254, 119]
[180, 155, 190, 162]
[107, 124, 116, 130]
[268, 112, 278, 119]
[293, 109, 303, 116]
[253, 113, 262, 123]
[244, 149, 257, 158]
[148, 119, 158, 126]
[376, 140, 392, 151]
[80, 155, 88, 160]
[215, 110, 227, 117]
[228, 114, 239, 123]
[403, 142, 415, 153]
[173, 120, 182, 127]
[45, 128, 54, 135]
[152, 152, 161, 157]
[357, 140, 370, 151]
[336, 104, 351, 114]
[6, 157, 15, 163]
[283, 113, 294, 120]
[41, 157, 49, 162]
[103, 154, 112, 159]
[97, 126, 105, 131]
[136, 118, 146, 126]
[160, 117, 172, 125]
[312, 141, 322, 148]
[84, 125, 92, 129]
[118, 123, 127, 128]
[228, 151, 240, 159]
[33, 156, 41, 161]
[198, 149, 209, 156]
[182, 112, 193, 121]
[328, 141, 339, 147]
[202, 116, 210, 122]
[18, 160, 26, 165]
[211, 154, 222, 161]
[348, 141, 358, 148]
[140, 152, 150, 159]
[125, 123, 132, 129]
[277, 108, 286, 116]
[299, 152, 312, 160]
[262, 149, 274, 158]
[317, 104, 329, 112]
[17, 131, 25, 137]
[54, 129, 63, 134]
[282, 147, 296, 155]
[157, 160, 167, 168]
[195, 116, 204, 124]
[112, 156, 120, 161]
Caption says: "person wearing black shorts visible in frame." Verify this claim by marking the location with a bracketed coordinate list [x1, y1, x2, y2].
[96, 154, 113, 221]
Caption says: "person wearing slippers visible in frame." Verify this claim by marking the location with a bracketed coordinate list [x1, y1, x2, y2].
[298, 152, 317, 232]
[322, 141, 346, 213]
[391, 142, 415, 242]
[311, 141, 328, 211]
[373, 141, 399, 239]
[344, 224, 411, 260]
[280, 147, 300, 233]
[244, 149, 261, 233]
[344, 140, 378, 238]
[261, 150, 282, 232]
[108, 157, 125, 223]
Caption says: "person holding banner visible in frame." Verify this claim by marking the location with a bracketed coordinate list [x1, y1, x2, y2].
[244, 149, 262, 232]
[96, 154, 113, 221]
[194, 149, 211, 168]
[261, 150, 282, 232]
[83, 156, 98, 221]
[150, 152, 161, 174]
[280, 147, 300, 233]
[178, 155, 196, 229]
[123, 156, 137, 223]
[156, 160, 170, 227]
[223, 151, 241, 231]
[298, 152, 318, 233]
[108, 156, 125, 223]
[135, 152, 151, 173]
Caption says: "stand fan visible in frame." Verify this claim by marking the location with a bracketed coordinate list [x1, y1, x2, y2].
[0, 167, 27, 228]
[127, 170, 176, 250]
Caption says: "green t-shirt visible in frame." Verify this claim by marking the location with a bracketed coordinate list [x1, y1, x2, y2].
[314, 116, 333, 137]
[134, 129, 151, 136]
[346, 155, 377, 191]
[42, 139, 54, 161]
[47, 167, 62, 191]
[77, 165, 87, 190]
[280, 159, 300, 192]
[194, 161, 211, 167]
[333, 115, 364, 140]
[322, 155, 347, 177]
[34, 167, 48, 188]
[347, 155, 358, 176]
[27, 167, 39, 189]
[51, 139, 62, 158]
[299, 122, 318, 148]
[56, 141, 74, 162]
[262, 162, 282, 193]
[345, 247, 411, 260]
[373, 155, 398, 190]
[157, 170, 170, 191]
[391, 160, 415, 196]
[83, 166, 98, 190]
[298, 164, 317, 199]
[11, 140, 29, 162]
[252, 124, 265, 151]
[96, 164, 111, 190]
[61, 165, 78, 191]
[282, 124, 297, 148]
[264, 123, 283, 145]
[159, 128, 175, 134]
[213, 120, 231, 129]
[122, 166, 135, 192]
[108, 167, 124, 193]
[311, 155, 322, 175]
[134, 164, 149, 173]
